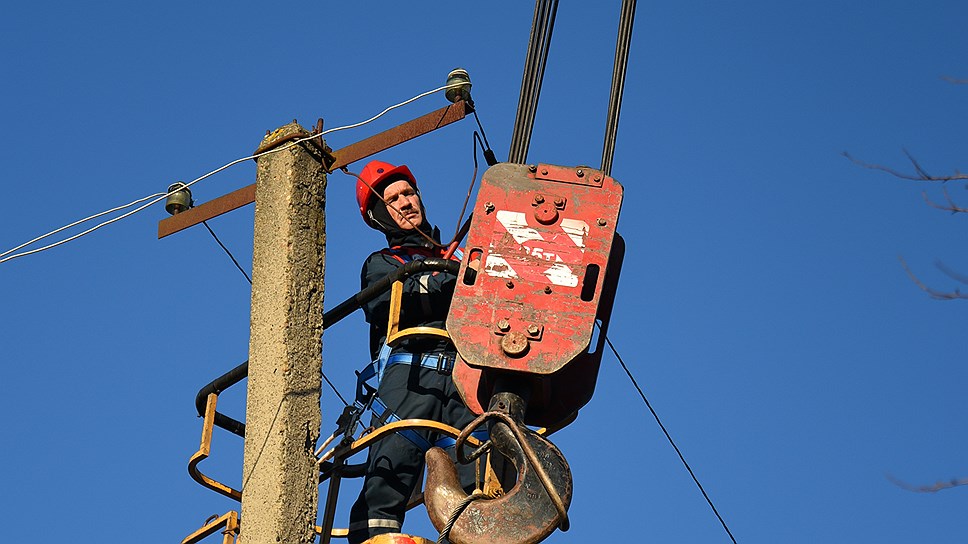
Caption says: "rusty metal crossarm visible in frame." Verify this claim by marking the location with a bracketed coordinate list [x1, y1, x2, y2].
[158, 100, 471, 239]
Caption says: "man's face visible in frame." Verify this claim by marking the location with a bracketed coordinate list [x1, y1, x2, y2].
[382, 179, 423, 230]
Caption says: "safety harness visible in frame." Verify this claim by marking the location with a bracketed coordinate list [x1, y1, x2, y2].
[352, 245, 486, 451]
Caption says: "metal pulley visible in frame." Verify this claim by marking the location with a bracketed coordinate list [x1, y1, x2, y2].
[447, 162, 625, 427]
[424, 161, 625, 543]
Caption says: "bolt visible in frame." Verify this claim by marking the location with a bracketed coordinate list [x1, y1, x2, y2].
[597, 218, 607, 226]
[534, 194, 545, 204]
[528, 164, 537, 173]
[293, 118, 298, 124]
[544, 286, 553, 294]
[506, 280, 515, 289]
[554, 197, 564, 207]
[527, 324, 540, 336]
[576, 169, 585, 177]
[266, 129, 271, 136]
[501, 331, 529, 356]
[497, 319, 511, 332]
[484, 201, 495, 213]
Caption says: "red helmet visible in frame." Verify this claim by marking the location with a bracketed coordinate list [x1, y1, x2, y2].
[355, 160, 417, 227]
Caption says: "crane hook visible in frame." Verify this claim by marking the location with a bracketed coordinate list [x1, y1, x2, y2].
[424, 395, 572, 544]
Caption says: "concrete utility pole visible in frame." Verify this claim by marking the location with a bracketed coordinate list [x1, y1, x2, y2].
[240, 123, 327, 544]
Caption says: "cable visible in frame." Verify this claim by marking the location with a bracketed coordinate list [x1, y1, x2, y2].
[0, 81, 469, 265]
[0, 192, 166, 260]
[603, 333, 738, 544]
[601, 0, 637, 177]
[323, 372, 349, 407]
[508, 0, 559, 164]
[448, 132, 483, 245]
[203, 221, 252, 284]
[200, 221, 351, 407]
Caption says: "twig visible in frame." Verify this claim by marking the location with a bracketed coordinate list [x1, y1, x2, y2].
[887, 473, 968, 493]
[898, 256, 968, 300]
[921, 186, 968, 214]
[842, 151, 968, 182]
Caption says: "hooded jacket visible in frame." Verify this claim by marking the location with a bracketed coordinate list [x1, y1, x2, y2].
[360, 187, 458, 360]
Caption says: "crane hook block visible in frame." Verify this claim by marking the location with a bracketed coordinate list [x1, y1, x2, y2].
[424, 418, 572, 544]
[447, 163, 625, 428]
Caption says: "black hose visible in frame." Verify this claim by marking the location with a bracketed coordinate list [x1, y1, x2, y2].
[195, 258, 462, 437]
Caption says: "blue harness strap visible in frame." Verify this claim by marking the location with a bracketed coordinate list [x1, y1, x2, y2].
[354, 345, 486, 452]
[352, 245, 471, 451]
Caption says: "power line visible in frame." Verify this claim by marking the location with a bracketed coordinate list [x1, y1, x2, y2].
[0, 80, 471, 265]
[202, 221, 252, 284]
[604, 333, 738, 544]
[200, 220, 351, 407]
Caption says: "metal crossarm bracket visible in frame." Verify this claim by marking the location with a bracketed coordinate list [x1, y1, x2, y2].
[158, 100, 472, 239]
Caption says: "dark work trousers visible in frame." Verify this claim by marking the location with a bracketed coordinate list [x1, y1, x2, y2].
[348, 359, 479, 544]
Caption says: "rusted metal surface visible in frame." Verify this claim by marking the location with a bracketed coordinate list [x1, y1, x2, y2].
[157, 101, 470, 239]
[330, 100, 471, 171]
[181, 510, 239, 544]
[446, 162, 625, 427]
[158, 183, 256, 239]
[424, 408, 572, 544]
[188, 393, 243, 502]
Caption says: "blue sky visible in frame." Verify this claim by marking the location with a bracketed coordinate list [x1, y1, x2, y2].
[2, 2, 966, 542]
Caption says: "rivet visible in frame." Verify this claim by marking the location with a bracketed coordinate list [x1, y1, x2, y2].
[544, 286, 552, 294]
[528, 164, 537, 173]
[576, 169, 584, 177]
[506, 280, 515, 289]
[534, 194, 545, 204]
[484, 201, 495, 213]
[541, 168, 548, 175]
[594, 174, 602, 182]
[497, 319, 511, 332]
[597, 218, 607, 226]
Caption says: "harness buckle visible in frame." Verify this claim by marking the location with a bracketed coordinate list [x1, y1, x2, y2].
[429, 352, 456, 374]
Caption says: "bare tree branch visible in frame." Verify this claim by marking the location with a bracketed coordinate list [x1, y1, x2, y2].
[842, 151, 968, 182]
[887, 473, 968, 493]
[935, 259, 968, 286]
[899, 256, 968, 300]
[921, 186, 968, 214]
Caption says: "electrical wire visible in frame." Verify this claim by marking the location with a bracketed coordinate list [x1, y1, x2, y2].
[200, 219, 352, 407]
[203, 221, 252, 284]
[0, 192, 166, 260]
[603, 333, 738, 543]
[0, 81, 469, 265]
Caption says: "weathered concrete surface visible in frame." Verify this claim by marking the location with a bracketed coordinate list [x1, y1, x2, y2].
[240, 124, 326, 544]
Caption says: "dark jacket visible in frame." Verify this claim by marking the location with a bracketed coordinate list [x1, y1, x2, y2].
[360, 242, 458, 361]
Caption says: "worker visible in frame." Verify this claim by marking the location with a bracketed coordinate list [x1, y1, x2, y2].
[348, 159, 479, 544]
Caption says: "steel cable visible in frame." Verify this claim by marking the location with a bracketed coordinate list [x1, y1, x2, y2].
[508, 0, 559, 164]
[601, 0, 637, 176]
[604, 333, 738, 544]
